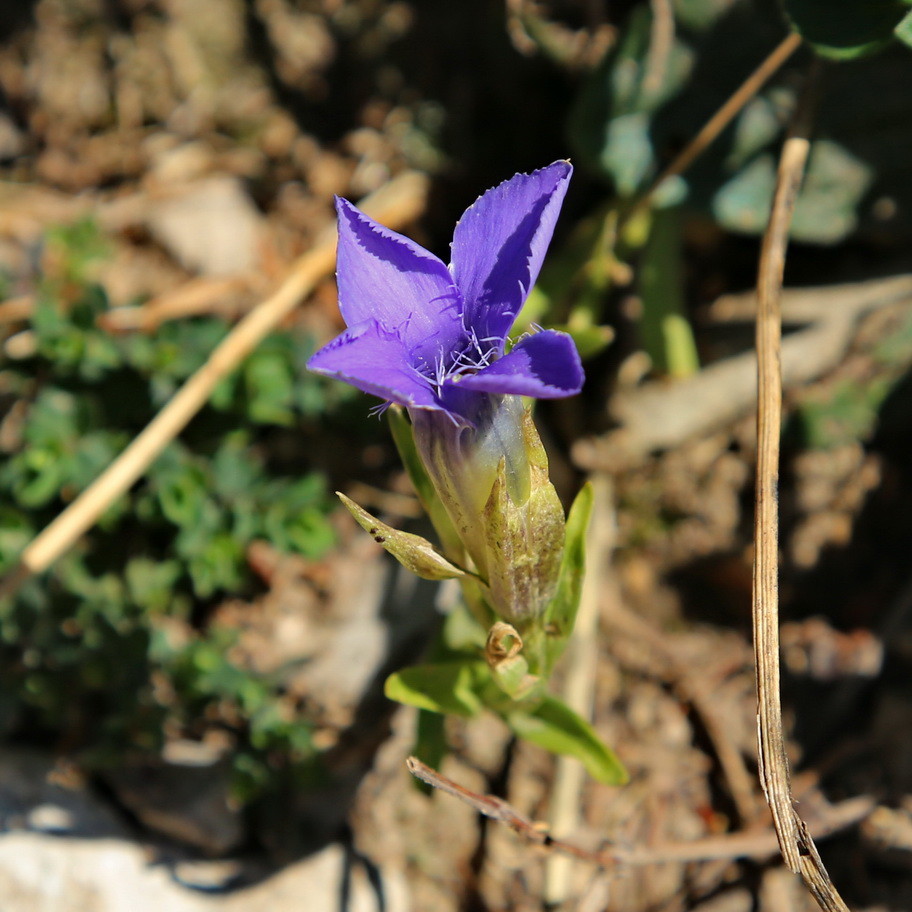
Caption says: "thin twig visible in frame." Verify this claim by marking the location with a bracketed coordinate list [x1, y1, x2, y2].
[753, 74, 810, 873]
[0, 172, 430, 603]
[629, 31, 802, 222]
[407, 756, 873, 869]
[752, 62, 851, 912]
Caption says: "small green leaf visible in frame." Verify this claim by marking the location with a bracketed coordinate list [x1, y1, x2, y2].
[384, 662, 490, 716]
[507, 696, 628, 785]
[600, 113, 654, 198]
[244, 349, 295, 425]
[125, 558, 183, 614]
[337, 492, 470, 581]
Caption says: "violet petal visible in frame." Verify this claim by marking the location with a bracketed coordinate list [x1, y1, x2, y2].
[451, 330, 584, 398]
[335, 198, 464, 364]
[450, 162, 572, 346]
[307, 319, 440, 410]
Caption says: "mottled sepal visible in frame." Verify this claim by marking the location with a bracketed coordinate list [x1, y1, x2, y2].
[337, 492, 470, 581]
[409, 395, 531, 582]
[481, 409, 565, 626]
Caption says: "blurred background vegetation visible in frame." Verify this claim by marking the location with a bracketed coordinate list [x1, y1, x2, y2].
[2, 0, 912, 887]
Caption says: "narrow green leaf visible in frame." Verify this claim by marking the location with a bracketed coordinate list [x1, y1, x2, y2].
[337, 492, 469, 581]
[543, 482, 593, 667]
[384, 662, 490, 717]
[637, 207, 699, 378]
[507, 696, 628, 785]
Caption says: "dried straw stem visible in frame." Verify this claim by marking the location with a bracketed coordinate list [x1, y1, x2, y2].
[751, 63, 851, 911]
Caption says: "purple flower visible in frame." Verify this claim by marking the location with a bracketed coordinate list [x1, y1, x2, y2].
[307, 161, 583, 426]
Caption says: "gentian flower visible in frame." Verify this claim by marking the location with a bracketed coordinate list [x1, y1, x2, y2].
[307, 160, 582, 424]
[309, 162, 583, 626]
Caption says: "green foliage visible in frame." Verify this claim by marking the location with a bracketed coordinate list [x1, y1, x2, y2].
[713, 140, 872, 243]
[555, 0, 912, 378]
[151, 629, 316, 802]
[897, 10, 912, 49]
[0, 218, 344, 799]
[384, 652, 627, 785]
[569, 4, 694, 196]
[636, 207, 700, 377]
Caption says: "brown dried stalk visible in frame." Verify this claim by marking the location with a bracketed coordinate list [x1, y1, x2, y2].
[751, 63, 851, 911]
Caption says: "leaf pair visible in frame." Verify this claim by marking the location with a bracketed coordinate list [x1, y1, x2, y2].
[385, 661, 627, 785]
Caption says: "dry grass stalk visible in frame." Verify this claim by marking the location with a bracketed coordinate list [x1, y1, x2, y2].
[751, 63, 852, 911]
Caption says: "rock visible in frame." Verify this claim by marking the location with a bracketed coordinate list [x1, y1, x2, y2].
[0, 749, 125, 839]
[0, 747, 409, 912]
[103, 743, 244, 856]
[0, 835, 408, 912]
[0, 833, 195, 912]
[145, 176, 262, 276]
